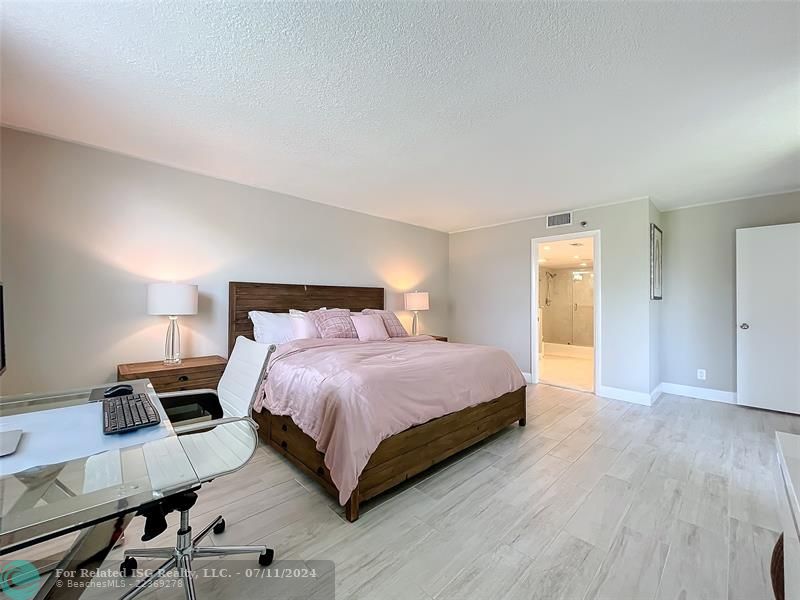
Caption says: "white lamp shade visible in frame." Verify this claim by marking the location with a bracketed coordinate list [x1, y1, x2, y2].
[404, 291, 429, 311]
[147, 283, 198, 316]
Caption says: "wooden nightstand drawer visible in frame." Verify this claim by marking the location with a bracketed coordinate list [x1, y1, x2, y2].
[145, 369, 224, 392]
[117, 356, 227, 393]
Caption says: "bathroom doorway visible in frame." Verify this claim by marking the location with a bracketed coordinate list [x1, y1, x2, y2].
[531, 231, 600, 393]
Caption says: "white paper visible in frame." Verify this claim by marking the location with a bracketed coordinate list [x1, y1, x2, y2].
[0, 401, 172, 475]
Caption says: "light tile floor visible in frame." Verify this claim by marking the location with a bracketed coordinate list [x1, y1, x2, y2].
[29, 385, 800, 599]
[539, 354, 594, 392]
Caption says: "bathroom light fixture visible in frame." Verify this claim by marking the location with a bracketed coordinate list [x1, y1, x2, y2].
[538, 258, 547, 263]
[580, 262, 587, 267]
[543, 246, 551, 250]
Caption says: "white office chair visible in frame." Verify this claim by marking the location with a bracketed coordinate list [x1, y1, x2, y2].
[119, 337, 276, 600]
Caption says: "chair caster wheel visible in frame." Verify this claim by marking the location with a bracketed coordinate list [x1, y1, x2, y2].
[213, 519, 226, 535]
[121, 557, 137, 577]
[259, 549, 274, 567]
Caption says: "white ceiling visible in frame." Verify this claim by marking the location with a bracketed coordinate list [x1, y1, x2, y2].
[537, 237, 594, 270]
[2, 2, 798, 233]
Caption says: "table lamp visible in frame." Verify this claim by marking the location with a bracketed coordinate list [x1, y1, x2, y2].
[404, 291, 429, 336]
[147, 282, 198, 365]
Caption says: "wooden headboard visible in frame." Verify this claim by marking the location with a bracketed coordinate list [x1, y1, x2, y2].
[228, 282, 385, 353]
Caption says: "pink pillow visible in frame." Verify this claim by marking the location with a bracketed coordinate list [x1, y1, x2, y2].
[308, 308, 358, 339]
[351, 314, 390, 341]
[362, 309, 408, 337]
[289, 308, 326, 339]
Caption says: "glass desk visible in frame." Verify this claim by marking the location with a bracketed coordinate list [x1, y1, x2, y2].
[0, 380, 258, 598]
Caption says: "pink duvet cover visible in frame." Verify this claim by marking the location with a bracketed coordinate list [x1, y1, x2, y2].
[255, 335, 525, 504]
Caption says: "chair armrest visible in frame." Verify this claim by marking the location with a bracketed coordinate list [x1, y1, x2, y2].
[172, 415, 259, 436]
[157, 389, 219, 400]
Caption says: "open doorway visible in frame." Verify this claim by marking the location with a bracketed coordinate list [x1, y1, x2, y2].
[532, 232, 599, 393]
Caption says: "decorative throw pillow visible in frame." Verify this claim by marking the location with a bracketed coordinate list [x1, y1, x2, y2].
[362, 309, 409, 337]
[289, 308, 326, 339]
[351, 314, 390, 341]
[249, 311, 293, 345]
[308, 308, 358, 339]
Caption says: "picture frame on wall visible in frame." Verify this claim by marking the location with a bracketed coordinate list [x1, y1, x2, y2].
[0, 283, 5, 375]
[650, 224, 663, 300]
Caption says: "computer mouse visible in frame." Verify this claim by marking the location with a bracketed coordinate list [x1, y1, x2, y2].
[104, 383, 134, 398]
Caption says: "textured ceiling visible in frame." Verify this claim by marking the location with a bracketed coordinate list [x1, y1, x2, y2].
[2, 2, 798, 232]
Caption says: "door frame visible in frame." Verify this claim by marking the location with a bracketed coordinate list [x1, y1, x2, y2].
[531, 230, 601, 391]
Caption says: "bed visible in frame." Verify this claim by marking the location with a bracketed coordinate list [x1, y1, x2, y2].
[229, 281, 526, 521]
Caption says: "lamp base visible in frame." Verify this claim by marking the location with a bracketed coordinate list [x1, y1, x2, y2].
[412, 311, 419, 336]
[164, 316, 182, 365]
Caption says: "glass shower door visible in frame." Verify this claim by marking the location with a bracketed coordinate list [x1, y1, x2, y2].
[571, 271, 594, 346]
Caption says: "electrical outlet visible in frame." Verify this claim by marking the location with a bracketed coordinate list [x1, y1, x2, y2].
[697, 369, 707, 381]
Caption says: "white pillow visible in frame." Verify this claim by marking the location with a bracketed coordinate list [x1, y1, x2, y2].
[249, 311, 293, 345]
[289, 308, 327, 339]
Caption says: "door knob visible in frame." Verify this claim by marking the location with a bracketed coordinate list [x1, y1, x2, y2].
[740, 323, 750, 330]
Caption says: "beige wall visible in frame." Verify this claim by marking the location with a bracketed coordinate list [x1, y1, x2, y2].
[450, 190, 800, 400]
[450, 198, 652, 397]
[648, 200, 662, 392]
[3, 127, 795, 400]
[660, 190, 800, 392]
[0, 129, 449, 394]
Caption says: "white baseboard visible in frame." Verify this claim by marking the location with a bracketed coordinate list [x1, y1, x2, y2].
[660, 382, 737, 404]
[596, 385, 652, 406]
[650, 383, 663, 403]
[596, 383, 734, 406]
[530, 378, 734, 407]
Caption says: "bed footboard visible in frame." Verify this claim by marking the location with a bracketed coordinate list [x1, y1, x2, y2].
[252, 386, 526, 521]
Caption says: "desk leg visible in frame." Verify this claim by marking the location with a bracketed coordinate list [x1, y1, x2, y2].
[34, 513, 133, 600]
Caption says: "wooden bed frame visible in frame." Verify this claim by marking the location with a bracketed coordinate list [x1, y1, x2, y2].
[229, 281, 526, 521]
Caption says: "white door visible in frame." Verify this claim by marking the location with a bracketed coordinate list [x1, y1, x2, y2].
[736, 223, 800, 414]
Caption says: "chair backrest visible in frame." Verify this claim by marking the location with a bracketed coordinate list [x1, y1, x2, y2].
[217, 336, 274, 417]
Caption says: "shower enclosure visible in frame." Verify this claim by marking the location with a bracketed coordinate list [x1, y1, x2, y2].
[540, 269, 594, 347]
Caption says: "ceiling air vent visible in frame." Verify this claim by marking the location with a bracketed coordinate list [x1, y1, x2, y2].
[546, 211, 573, 229]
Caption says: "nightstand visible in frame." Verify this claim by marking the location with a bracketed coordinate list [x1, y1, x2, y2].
[117, 355, 227, 393]
[430, 335, 448, 342]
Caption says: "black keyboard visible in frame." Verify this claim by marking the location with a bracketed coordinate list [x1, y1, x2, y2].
[103, 393, 161, 434]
